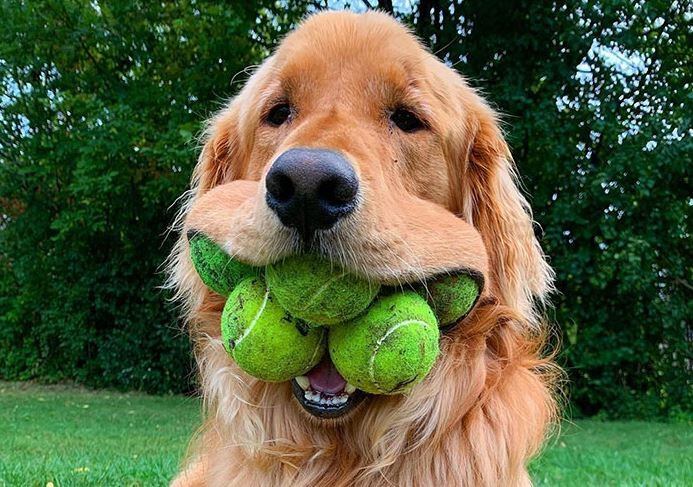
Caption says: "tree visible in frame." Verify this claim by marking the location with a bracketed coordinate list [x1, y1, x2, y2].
[388, 0, 691, 418]
[0, 0, 307, 392]
[1, 0, 689, 417]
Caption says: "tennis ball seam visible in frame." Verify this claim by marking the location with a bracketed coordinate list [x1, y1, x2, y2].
[308, 333, 325, 369]
[296, 271, 348, 312]
[368, 319, 434, 394]
[234, 287, 270, 348]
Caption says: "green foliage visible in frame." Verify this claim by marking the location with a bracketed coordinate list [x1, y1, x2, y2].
[0, 0, 306, 392]
[1, 0, 690, 417]
[394, 0, 691, 419]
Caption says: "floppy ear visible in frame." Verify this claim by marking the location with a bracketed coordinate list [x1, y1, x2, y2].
[453, 92, 554, 322]
[192, 59, 277, 193]
[165, 101, 245, 322]
[192, 103, 245, 193]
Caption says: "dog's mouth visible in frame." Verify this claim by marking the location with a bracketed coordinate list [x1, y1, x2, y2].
[291, 355, 366, 419]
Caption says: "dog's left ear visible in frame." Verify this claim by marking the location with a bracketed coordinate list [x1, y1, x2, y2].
[449, 89, 553, 319]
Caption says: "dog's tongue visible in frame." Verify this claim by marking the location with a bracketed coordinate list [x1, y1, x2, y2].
[306, 356, 346, 394]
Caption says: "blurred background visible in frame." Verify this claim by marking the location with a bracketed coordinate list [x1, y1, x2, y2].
[0, 0, 690, 484]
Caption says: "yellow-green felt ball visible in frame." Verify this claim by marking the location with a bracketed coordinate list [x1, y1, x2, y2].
[419, 273, 480, 326]
[221, 276, 326, 382]
[328, 291, 440, 395]
[266, 254, 380, 326]
[188, 232, 258, 296]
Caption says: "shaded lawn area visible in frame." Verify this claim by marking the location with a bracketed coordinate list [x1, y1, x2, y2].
[1, 382, 691, 486]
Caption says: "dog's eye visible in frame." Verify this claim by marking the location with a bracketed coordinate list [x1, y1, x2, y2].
[266, 103, 292, 126]
[390, 107, 426, 132]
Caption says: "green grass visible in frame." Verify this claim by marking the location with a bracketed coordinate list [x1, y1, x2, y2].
[0, 382, 200, 486]
[1, 382, 691, 486]
[530, 421, 692, 486]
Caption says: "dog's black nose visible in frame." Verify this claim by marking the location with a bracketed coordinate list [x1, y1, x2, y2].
[265, 148, 359, 237]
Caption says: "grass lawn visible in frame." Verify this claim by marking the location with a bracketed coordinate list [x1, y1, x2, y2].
[1, 382, 200, 486]
[530, 420, 692, 486]
[1, 382, 691, 486]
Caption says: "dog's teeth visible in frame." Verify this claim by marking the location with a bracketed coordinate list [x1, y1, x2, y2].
[303, 389, 350, 408]
[345, 383, 356, 394]
[295, 376, 310, 390]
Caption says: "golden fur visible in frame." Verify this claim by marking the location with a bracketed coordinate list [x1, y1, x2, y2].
[168, 10, 559, 487]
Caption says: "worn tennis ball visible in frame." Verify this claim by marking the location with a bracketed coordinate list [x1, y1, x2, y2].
[266, 254, 380, 326]
[221, 276, 326, 382]
[328, 291, 440, 395]
[188, 232, 257, 296]
[419, 273, 480, 326]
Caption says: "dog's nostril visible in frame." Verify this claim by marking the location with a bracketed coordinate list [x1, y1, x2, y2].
[267, 173, 295, 203]
[318, 176, 358, 206]
[264, 148, 359, 237]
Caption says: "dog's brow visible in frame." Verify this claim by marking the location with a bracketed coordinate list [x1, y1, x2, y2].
[385, 78, 435, 123]
[257, 79, 289, 111]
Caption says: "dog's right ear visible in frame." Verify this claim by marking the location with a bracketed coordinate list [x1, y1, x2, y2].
[191, 58, 279, 193]
[192, 102, 245, 194]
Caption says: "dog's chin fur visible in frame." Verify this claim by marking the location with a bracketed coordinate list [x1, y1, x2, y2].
[173, 305, 558, 487]
[168, 10, 560, 487]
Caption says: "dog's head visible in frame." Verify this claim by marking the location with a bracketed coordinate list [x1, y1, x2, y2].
[171, 11, 552, 431]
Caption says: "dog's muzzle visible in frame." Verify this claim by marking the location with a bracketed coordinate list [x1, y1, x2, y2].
[265, 148, 359, 240]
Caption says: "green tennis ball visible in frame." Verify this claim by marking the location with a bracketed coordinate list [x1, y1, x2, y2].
[266, 254, 380, 326]
[328, 291, 440, 395]
[419, 273, 480, 326]
[221, 276, 326, 382]
[188, 232, 257, 296]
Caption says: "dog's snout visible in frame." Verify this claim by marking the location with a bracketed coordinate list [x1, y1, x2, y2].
[265, 148, 358, 236]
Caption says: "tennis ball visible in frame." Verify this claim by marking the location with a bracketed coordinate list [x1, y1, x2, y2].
[188, 232, 257, 296]
[419, 273, 480, 326]
[221, 276, 326, 382]
[328, 291, 440, 395]
[266, 254, 380, 326]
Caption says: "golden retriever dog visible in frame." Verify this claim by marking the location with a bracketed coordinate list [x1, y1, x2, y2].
[168, 10, 558, 487]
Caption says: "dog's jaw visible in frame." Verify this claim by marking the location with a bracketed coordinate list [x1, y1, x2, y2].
[291, 378, 367, 419]
[183, 179, 492, 423]
[185, 180, 490, 293]
[290, 354, 366, 419]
